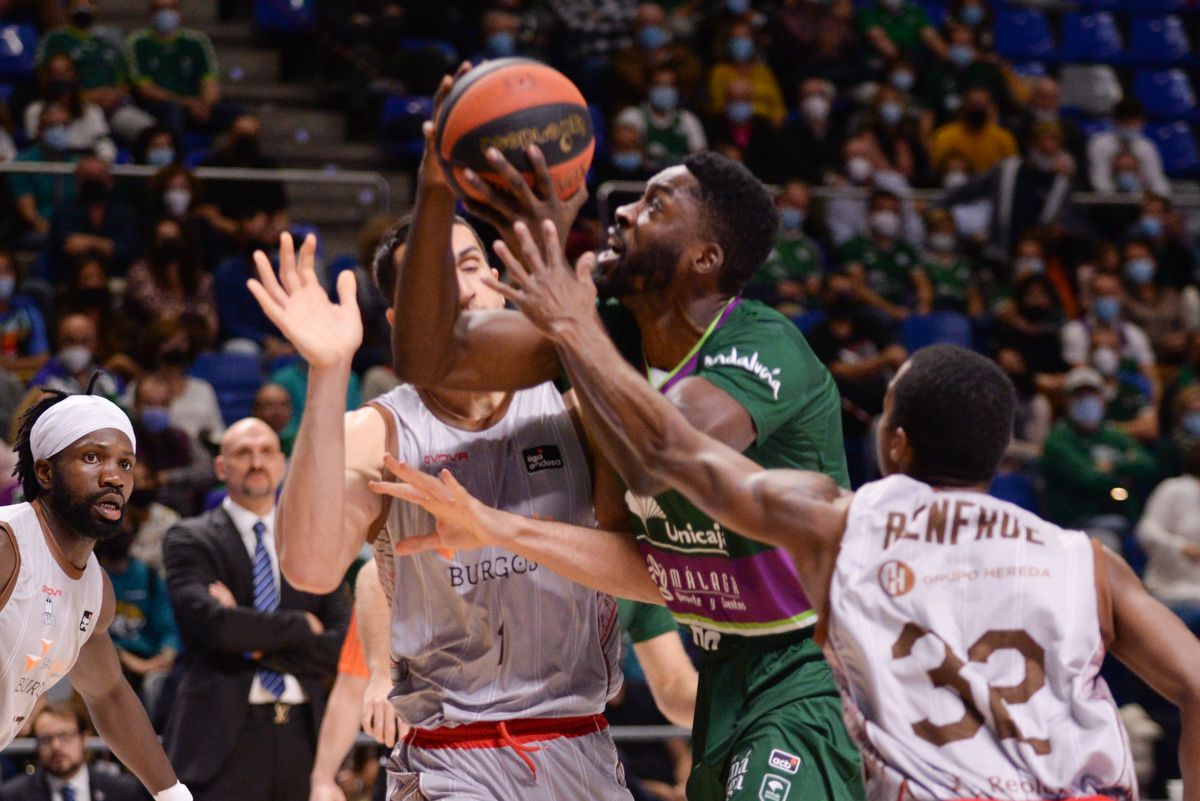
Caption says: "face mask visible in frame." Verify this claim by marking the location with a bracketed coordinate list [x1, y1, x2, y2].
[726, 100, 754, 123]
[648, 85, 678, 112]
[486, 31, 516, 57]
[960, 4, 985, 26]
[78, 177, 109, 206]
[878, 101, 904, 127]
[164, 187, 191, 216]
[0, 276, 14, 301]
[870, 209, 901, 239]
[152, 8, 180, 36]
[1117, 125, 1141, 142]
[1093, 296, 1121, 323]
[1070, 395, 1106, 429]
[232, 135, 260, 162]
[42, 124, 70, 152]
[728, 36, 755, 63]
[779, 207, 804, 231]
[1092, 346, 1119, 377]
[70, 8, 94, 28]
[1124, 257, 1155, 285]
[847, 155, 873, 183]
[140, 406, 172, 433]
[801, 94, 830, 122]
[928, 232, 955, 253]
[726, 0, 750, 14]
[147, 146, 175, 167]
[948, 44, 975, 68]
[611, 151, 642, 173]
[889, 71, 914, 92]
[1136, 216, 1163, 239]
[1016, 256, 1045, 275]
[1114, 171, 1141, 193]
[943, 170, 968, 189]
[963, 106, 987, 129]
[45, 78, 77, 100]
[637, 24, 668, 50]
[154, 237, 186, 264]
[160, 345, 190, 366]
[1182, 411, 1200, 438]
[58, 345, 92, 373]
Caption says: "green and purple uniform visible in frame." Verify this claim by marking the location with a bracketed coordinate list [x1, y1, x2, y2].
[600, 299, 864, 801]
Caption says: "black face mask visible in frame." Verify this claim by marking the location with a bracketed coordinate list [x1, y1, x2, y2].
[1021, 304, 1051, 323]
[78, 178, 109, 206]
[70, 8, 94, 28]
[160, 346, 190, 367]
[75, 287, 109, 308]
[827, 291, 860, 319]
[231, 135, 260, 163]
[154, 236, 186, 263]
[963, 107, 988, 129]
[45, 78, 78, 100]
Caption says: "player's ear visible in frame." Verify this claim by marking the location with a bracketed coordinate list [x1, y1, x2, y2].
[890, 427, 915, 473]
[213, 455, 227, 483]
[34, 458, 53, 492]
[690, 241, 723, 279]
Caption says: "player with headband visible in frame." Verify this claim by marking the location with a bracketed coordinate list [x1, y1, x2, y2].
[0, 384, 192, 801]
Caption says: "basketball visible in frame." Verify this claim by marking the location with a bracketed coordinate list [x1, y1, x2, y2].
[434, 58, 594, 204]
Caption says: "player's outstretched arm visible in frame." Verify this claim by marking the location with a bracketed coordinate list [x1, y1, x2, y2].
[369, 457, 664, 604]
[356, 560, 402, 747]
[1106, 548, 1200, 799]
[70, 573, 186, 797]
[247, 232, 382, 593]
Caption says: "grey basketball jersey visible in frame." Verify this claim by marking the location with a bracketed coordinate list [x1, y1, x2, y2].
[370, 382, 622, 728]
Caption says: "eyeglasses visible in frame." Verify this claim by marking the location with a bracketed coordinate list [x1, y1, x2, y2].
[35, 731, 81, 747]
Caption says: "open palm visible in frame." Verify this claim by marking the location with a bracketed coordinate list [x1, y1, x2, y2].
[247, 232, 363, 368]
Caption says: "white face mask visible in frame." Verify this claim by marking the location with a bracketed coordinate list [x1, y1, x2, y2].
[1092, 346, 1119, 377]
[59, 345, 93, 374]
[870, 209, 901, 239]
[943, 171, 968, 189]
[847, 156, 873, 183]
[801, 95, 830, 122]
[163, 187, 191, 216]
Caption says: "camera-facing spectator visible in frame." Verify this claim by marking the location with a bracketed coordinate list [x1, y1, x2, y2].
[23, 53, 116, 161]
[29, 311, 121, 398]
[845, 84, 928, 187]
[839, 189, 922, 319]
[704, 76, 779, 181]
[1138, 437, 1200, 636]
[707, 19, 786, 127]
[10, 103, 79, 238]
[252, 382, 293, 456]
[614, 65, 707, 171]
[857, 0, 945, 62]
[0, 248, 50, 378]
[130, 371, 216, 515]
[1119, 238, 1199, 364]
[916, 209, 981, 316]
[56, 255, 134, 371]
[1062, 272, 1159, 406]
[744, 181, 826, 315]
[779, 78, 847, 185]
[1087, 98, 1170, 198]
[598, 121, 656, 183]
[200, 114, 288, 233]
[125, 217, 218, 340]
[612, 3, 703, 110]
[47, 156, 140, 281]
[930, 86, 1016, 176]
[992, 272, 1068, 380]
[129, 318, 223, 442]
[1128, 193, 1197, 290]
[213, 210, 296, 359]
[1013, 76, 1086, 170]
[771, 0, 861, 90]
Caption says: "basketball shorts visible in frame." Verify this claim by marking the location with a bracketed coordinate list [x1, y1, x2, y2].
[686, 632, 865, 801]
[384, 714, 633, 801]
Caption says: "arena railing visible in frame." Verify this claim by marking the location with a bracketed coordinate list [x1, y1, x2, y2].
[0, 161, 392, 215]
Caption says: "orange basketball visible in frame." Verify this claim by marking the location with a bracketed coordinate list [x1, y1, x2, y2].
[435, 58, 594, 204]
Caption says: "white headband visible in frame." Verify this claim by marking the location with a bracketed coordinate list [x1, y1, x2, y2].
[30, 395, 137, 462]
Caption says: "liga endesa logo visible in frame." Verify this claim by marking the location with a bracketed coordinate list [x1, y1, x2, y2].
[878, 560, 916, 598]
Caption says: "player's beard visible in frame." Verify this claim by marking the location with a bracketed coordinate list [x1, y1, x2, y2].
[594, 237, 682, 300]
[46, 468, 124, 542]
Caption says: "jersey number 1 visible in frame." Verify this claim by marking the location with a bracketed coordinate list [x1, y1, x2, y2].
[892, 624, 1051, 755]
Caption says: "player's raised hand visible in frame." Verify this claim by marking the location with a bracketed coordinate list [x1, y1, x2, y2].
[485, 219, 598, 337]
[246, 232, 362, 369]
[419, 61, 473, 191]
[369, 456, 493, 555]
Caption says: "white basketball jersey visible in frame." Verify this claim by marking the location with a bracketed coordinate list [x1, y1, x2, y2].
[370, 383, 622, 728]
[827, 475, 1136, 801]
[0, 502, 104, 748]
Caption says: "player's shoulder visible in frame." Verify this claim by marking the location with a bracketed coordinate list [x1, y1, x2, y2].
[703, 300, 820, 366]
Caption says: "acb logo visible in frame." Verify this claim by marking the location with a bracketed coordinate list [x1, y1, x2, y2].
[878, 560, 916, 598]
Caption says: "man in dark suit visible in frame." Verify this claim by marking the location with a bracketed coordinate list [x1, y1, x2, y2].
[162, 417, 348, 801]
[0, 702, 144, 801]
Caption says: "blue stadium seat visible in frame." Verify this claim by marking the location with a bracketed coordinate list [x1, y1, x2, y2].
[254, 0, 314, 33]
[989, 472, 1039, 514]
[993, 7, 1056, 62]
[1079, 116, 1114, 137]
[189, 353, 264, 425]
[0, 24, 37, 80]
[289, 222, 325, 261]
[901, 312, 974, 352]
[1129, 16, 1194, 67]
[1134, 68, 1200, 120]
[203, 487, 228, 511]
[1148, 121, 1200, 176]
[1079, 0, 1186, 10]
[792, 310, 825, 335]
[381, 94, 433, 162]
[1060, 12, 1124, 63]
[1011, 62, 1048, 78]
[397, 37, 458, 63]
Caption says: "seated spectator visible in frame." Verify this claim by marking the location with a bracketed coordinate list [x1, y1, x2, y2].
[704, 76, 779, 181]
[271, 357, 361, 454]
[950, 0, 991, 46]
[148, 165, 231, 268]
[94, 491, 181, 712]
[595, 121, 656, 184]
[845, 84, 928, 187]
[916, 209, 980, 315]
[918, 22, 1012, 127]
[938, 151, 990, 240]
[1120, 238, 1199, 364]
[252, 382, 293, 455]
[1089, 325, 1160, 446]
[1087, 98, 1170, 198]
[1041, 366, 1159, 553]
[47, 156, 140, 281]
[200, 114, 288, 232]
[1158, 387, 1200, 479]
[544, 0, 632, 110]
[213, 210, 295, 358]
[23, 53, 116, 161]
[10, 103, 79, 239]
[130, 318, 224, 442]
[130, 372, 215, 514]
[995, 347, 1052, 472]
[125, 464, 181, 575]
[807, 271, 907, 486]
[472, 9, 524, 62]
[29, 312, 121, 397]
[35, 0, 156, 144]
[744, 181, 825, 315]
[1013, 76, 1086, 170]
[132, 124, 179, 167]
[838, 189, 922, 319]
[1129, 193, 1196, 290]
[707, 20, 786, 126]
[614, 65, 707, 171]
[856, 0, 945, 62]
[0, 702, 143, 801]
[125, 217, 218, 340]
[0, 248, 50, 378]
[992, 273, 1069, 380]
[771, 0, 861, 91]
[1062, 272, 1159, 403]
[612, 3, 703, 109]
[129, 0, 234, 137]
[1137, 440, 1200, 635]
[57, 254, 133, 370]
[996, 232, 1077, 316]
[930, 86, 1016, 176]
[779, 78, 847, 185]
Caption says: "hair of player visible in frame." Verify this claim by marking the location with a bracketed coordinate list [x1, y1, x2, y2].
[683, 152, 779, 295]
[371, 213, 483, 299]
[13, 373, 105, 501]
[888, 344, 1016, 486]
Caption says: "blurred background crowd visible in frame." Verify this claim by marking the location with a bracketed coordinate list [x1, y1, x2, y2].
[0, 0, 1199, 798]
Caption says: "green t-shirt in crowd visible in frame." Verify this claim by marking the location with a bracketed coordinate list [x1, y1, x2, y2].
[1041, 419, 1159, 527]
[755, 234, 823, 286]
[37, 26, 132, 90]
[920, 255, 973, 302]
[838, 235, 920, 304]
[857, 3, 931, 52]
[128, 27, 218, 97]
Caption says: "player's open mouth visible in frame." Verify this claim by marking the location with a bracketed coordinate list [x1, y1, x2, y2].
[597, 236, 623, 270]
[95, 497, 124, 521]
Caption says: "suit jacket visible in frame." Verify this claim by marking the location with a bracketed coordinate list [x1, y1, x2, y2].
[161, 506, 349, 787]
[0, 765, 146, 801]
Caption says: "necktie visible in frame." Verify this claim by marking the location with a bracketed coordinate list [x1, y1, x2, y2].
[61, 786, 76, 801]
[251, 521, 286, 699]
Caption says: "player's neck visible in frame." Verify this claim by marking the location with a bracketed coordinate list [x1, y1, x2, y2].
[33, 499, 94, 572]
[420, 387, 513, 432]
[629, 292, 732, 371]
